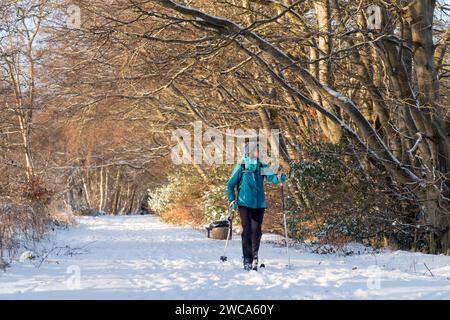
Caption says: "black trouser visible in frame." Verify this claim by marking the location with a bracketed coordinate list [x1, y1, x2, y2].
[238, 206, 265, 261]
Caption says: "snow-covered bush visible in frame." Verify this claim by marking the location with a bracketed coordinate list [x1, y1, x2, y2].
[203, 184, 228, 221]
[19, 250, 36, 262]
[0, 176, 54, 262]
[147, 166, 230, 225]
[147, 175, 183, 215]
[202, 166, 230, 222]
[147, 169, 205, 225]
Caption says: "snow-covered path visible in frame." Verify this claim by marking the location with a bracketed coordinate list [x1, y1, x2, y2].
[1, 215, 450, 299]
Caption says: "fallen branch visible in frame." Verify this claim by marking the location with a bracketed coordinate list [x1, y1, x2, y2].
[423, 262, 434, 277]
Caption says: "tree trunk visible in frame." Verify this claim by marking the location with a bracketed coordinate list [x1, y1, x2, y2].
[405, 0, 450, 250]
[98, 167, 104, 212]
[18, 116, 34, 181]
[111, 170, 122, 215]
[81, 173, 91, 208]
[128, 184, 137, 214]
[309, 46, 330, 139]
[103, 168, 109, 212]
[313, 0, 342, 143]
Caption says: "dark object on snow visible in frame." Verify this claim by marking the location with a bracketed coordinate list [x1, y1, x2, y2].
[210, 220, 229, 228]
[74, 207, 104, 217]
[206, 220, 231, 240]
[50, 219, 70, 231]
[138, 194, 153, 215]
[0, 259, 10, 272]
[136, 208, 153, 215]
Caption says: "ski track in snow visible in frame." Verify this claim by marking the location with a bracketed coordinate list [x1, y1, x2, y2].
[1, 215, 450, 299]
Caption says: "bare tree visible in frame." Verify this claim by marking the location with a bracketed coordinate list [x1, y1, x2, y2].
[70, 0, 448, 250]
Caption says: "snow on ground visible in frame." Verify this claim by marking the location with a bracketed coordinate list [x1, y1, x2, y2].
[1, 215, 450, 299]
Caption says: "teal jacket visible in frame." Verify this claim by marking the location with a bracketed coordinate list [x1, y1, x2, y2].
[227, 159, 284, 209]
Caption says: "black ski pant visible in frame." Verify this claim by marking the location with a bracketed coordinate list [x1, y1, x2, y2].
[238, 206, 265, 261]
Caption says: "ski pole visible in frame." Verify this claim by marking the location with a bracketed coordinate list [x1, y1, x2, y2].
[220, 207, 235, 262]
[281, 183, 291, 268]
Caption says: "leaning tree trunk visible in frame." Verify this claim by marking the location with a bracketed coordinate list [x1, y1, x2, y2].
[309, 46, 330, 139]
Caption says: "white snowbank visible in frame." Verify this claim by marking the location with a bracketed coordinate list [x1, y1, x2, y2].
[1, 215, 450, 299]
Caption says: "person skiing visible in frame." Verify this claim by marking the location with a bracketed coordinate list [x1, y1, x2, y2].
[227, 142, 286, 271]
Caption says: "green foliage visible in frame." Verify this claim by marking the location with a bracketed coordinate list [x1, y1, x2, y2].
[205, 165, 230, 184]
[286, 141, 389, 244]
[290, 144, 349, 190]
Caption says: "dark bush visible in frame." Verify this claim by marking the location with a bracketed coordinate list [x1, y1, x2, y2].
[286, 141, 420, 250]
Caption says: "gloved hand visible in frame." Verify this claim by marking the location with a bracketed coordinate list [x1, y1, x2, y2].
[229, 200, 237, 210]
[279, 173, 287, 184]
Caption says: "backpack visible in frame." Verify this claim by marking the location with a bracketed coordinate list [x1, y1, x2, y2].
[236, 161, 264, 195]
